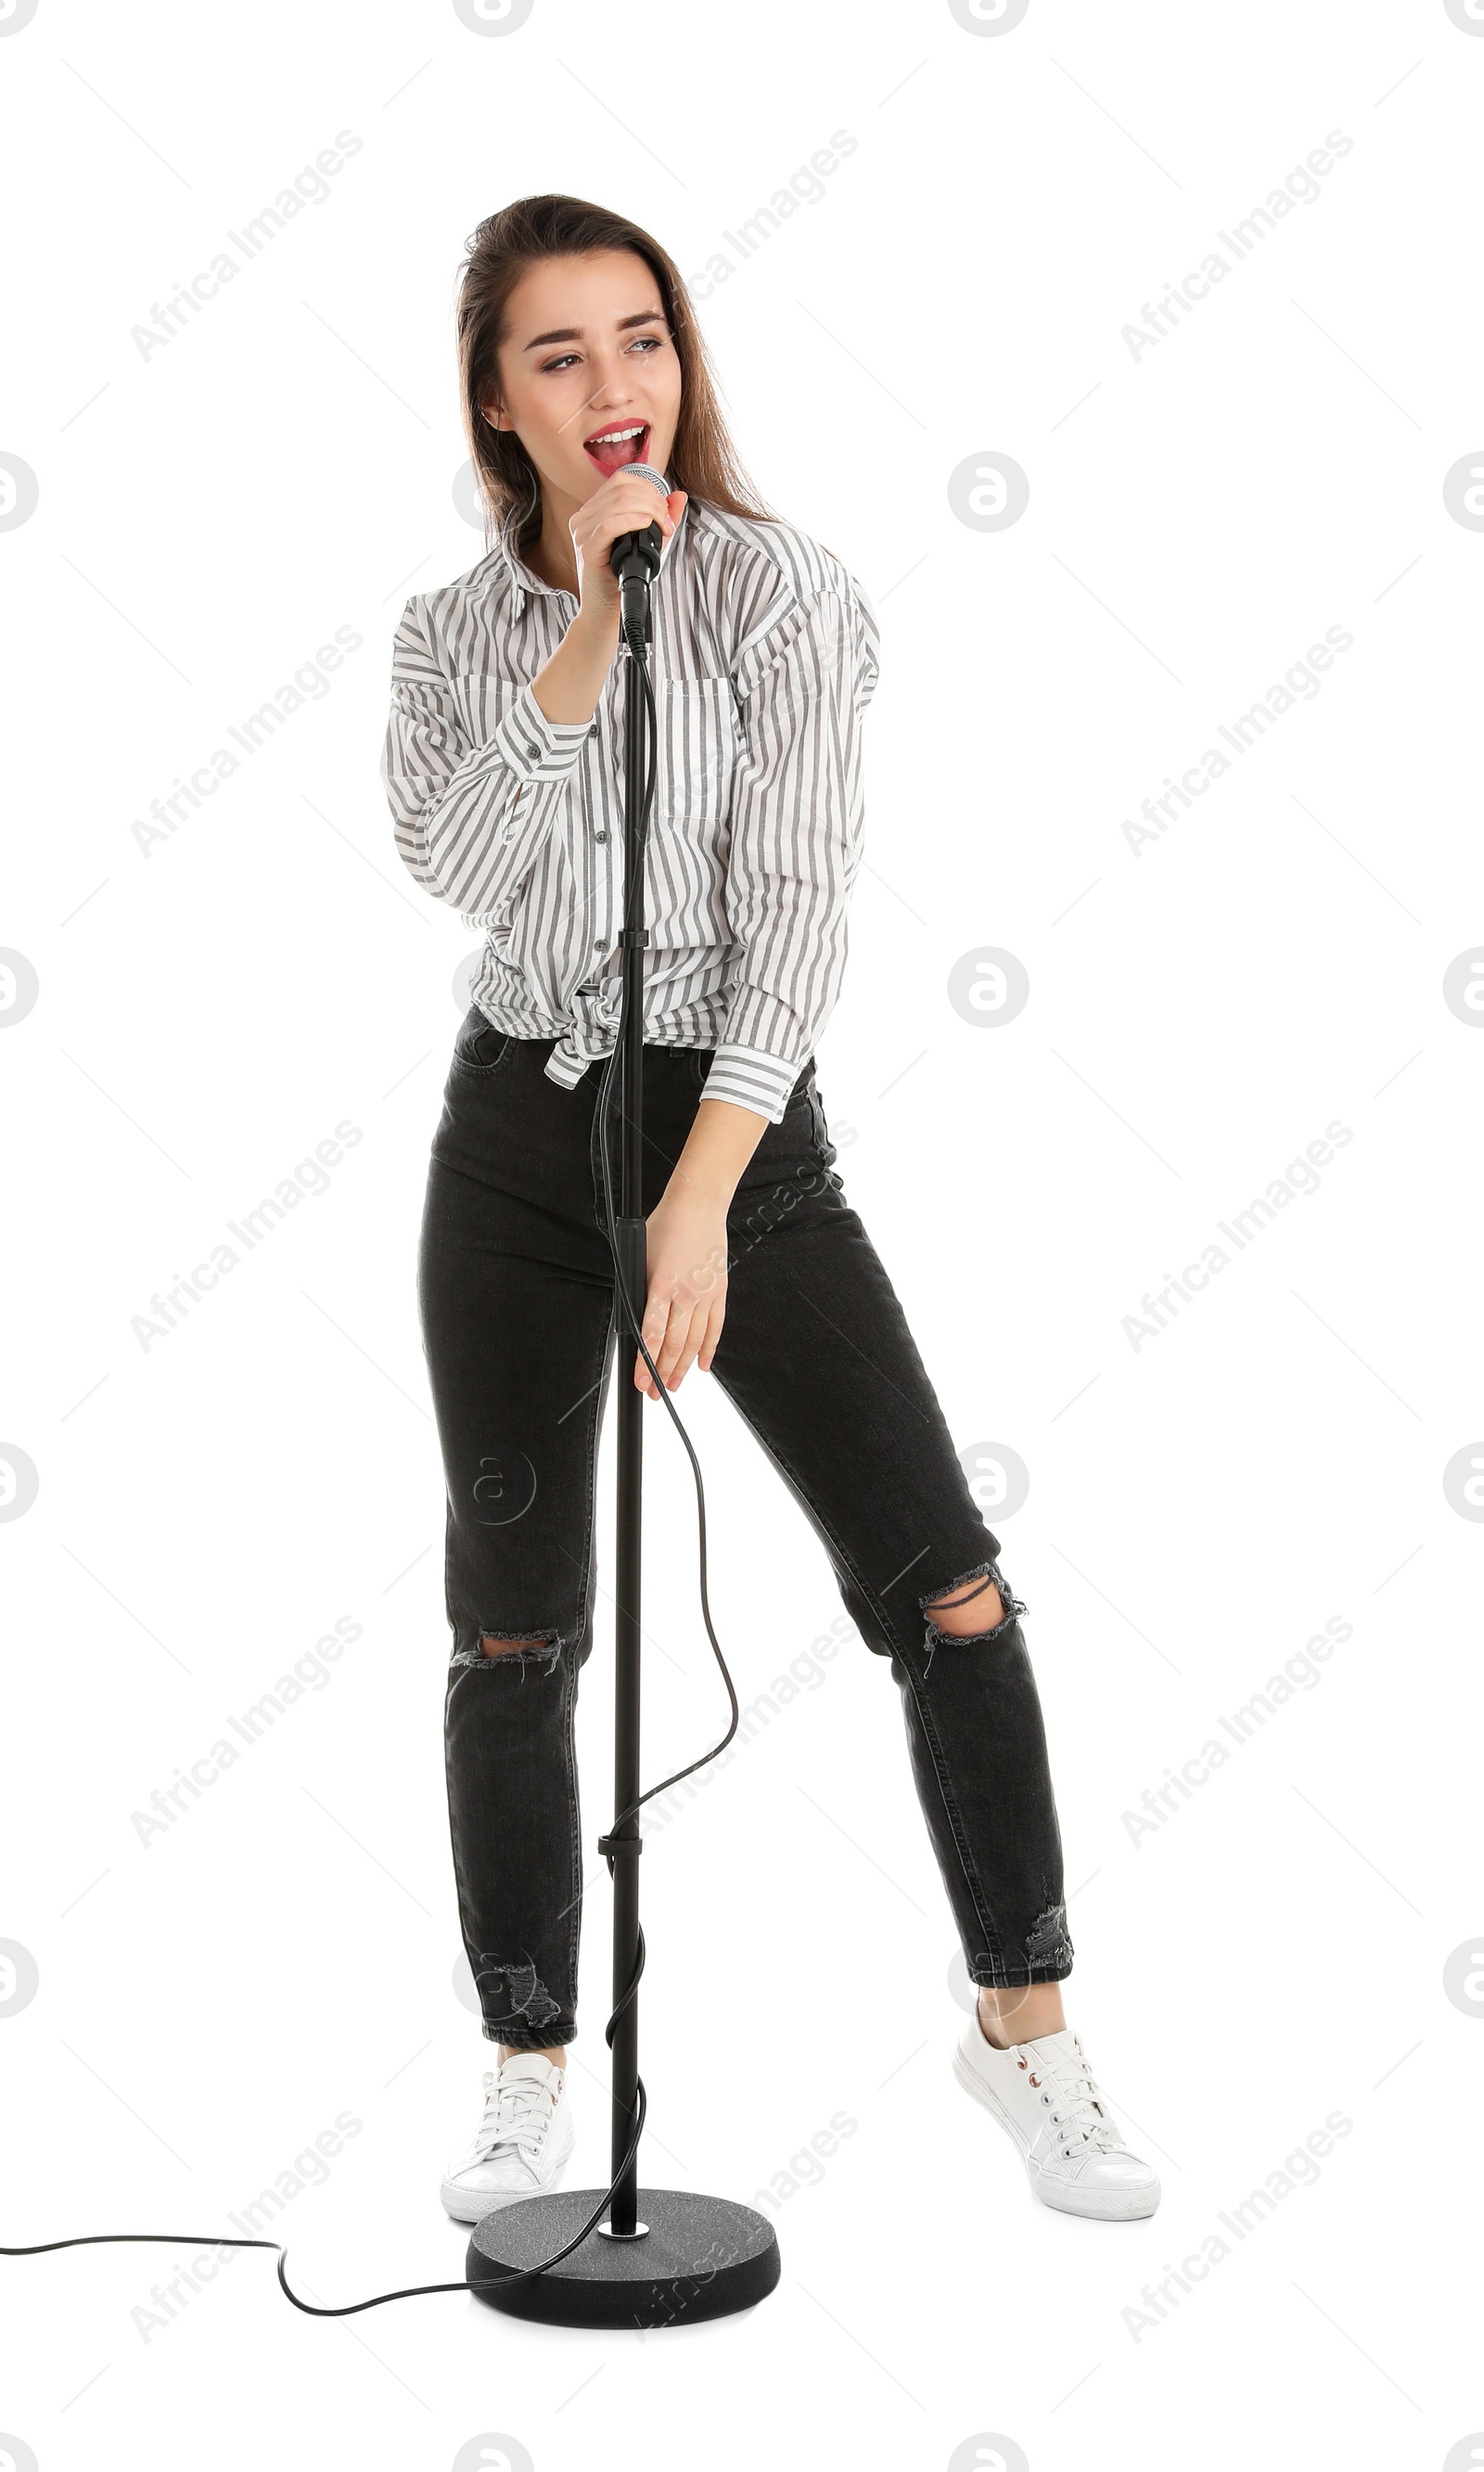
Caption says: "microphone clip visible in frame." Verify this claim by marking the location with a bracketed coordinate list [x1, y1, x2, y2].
[611, 525, 661, 648]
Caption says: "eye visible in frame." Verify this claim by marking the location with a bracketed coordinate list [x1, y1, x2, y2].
[628, 335, 663, 354]
[540, 352, 580, 373]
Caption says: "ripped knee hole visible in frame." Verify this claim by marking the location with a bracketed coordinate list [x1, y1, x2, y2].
[924, 1573, 1005, 1632]
[480, 1632, 557, 1658]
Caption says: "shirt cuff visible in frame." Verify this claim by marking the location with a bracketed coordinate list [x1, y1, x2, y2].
[699, 1043, 807, 1125]
[492, 680, 594, 782]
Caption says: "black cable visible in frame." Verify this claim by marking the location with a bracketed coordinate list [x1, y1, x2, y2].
[2, 615, 743, 2320]
[592, 642, 743, 1841]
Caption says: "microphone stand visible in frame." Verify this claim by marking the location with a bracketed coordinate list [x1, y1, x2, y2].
[467, 506, 782, 2330]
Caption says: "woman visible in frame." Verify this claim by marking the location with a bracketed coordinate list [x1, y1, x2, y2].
[381, 194, 1159, 2229]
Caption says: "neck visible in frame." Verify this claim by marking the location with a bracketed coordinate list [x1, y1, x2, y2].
[524, 488, 582, 596]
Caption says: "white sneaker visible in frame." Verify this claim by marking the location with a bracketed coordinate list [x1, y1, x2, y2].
[440, 2053, 576, 2224]
[953, 2016, 1161, 2221]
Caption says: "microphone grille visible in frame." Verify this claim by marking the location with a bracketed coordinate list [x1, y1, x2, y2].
[624, 463, 671, 498]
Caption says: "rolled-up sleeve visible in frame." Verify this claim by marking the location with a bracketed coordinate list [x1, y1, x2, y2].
[380, 595, 590, 915]
[703, 583, 881, 1123]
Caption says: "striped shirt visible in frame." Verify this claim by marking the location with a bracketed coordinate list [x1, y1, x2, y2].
[380, 495, 880, 1123]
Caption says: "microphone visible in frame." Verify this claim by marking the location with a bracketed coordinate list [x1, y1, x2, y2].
[608, 464, 672, 584]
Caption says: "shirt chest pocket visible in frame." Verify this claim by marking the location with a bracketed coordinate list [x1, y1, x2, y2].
[654, 677, 743, 835]
[453, 672, 512, 744]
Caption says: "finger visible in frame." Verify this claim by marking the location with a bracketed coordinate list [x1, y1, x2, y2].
[636, 1285, 692, 1392]
[665, 1304, 710, 1392]
[635, 1295, 671, 1393]
[697, 1291, 727, 1373]
[583, 472, 673, 516]
[650, 1292, 700, 1390]
[580, 475, 679, 546]
[635, 1339, 662, 1397]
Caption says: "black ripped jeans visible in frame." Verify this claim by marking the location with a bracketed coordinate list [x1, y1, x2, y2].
[417, 1006, 1072, 2048]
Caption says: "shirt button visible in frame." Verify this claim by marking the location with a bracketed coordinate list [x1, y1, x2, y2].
[595, 831, 608, 844]
[525, 741, 539, 759]
[588, 723, 600, 740]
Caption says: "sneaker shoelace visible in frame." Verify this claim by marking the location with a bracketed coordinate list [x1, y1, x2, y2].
[1023, 2037, 1122, 2161]
[469, 2069, 557, 2168]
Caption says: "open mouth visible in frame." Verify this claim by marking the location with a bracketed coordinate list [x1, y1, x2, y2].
[582, 421, 650, 477]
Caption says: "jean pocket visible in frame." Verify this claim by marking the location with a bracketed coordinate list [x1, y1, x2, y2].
[807, 1080, 838, 1169]
[784, 1058, 831, 1159]
[451, 1003, 514, 1077]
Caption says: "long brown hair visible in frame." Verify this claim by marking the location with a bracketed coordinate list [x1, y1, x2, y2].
[455, 193, 774, 552]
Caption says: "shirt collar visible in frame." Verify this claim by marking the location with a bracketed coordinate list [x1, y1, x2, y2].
[495, 491, 688, 617]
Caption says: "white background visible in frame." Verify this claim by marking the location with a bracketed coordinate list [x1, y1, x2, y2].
[2, 1, 1480, 2465]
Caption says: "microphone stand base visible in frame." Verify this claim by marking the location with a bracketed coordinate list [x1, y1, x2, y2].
[465, 2187, 780, 2328]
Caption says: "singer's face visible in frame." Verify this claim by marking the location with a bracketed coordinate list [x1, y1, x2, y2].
[488, 249, 682, 504]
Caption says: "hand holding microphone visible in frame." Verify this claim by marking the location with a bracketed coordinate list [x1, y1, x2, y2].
[569, 464, 686, 632]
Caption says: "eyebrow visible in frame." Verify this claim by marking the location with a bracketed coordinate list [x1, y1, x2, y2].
[521, 309, 666, 352]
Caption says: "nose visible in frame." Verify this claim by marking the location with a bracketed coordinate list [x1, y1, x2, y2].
[584, 344, 636, 406]
[586, 376, 630, 416]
